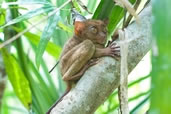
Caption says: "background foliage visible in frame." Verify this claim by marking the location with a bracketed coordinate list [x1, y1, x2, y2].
[150, 0, 171, 113]
[0, 0, 169, 114]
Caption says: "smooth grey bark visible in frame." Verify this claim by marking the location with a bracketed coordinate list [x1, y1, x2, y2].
[51, 3, 152, 114]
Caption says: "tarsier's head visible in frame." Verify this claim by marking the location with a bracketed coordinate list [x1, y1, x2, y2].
[74, 19, 108, 45]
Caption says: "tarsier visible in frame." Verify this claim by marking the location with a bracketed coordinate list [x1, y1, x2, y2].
[47, 19, 120, 114]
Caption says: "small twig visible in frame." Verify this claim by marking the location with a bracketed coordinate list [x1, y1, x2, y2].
[114, 0, 140, 24]
[49, 61, 59, 73]
[26, 20, 42, 32]
[143, 0, 151, 9]
[0, 0, 72, 49]
[126, 0, 141, 26]
[77, 0, 92, 14]
[138, 0, 150, 14]
[70, 0, 92, 14]
[122, 9, 127, 29]
[124, 0, 141, 27]
[118, 29, 129, 114]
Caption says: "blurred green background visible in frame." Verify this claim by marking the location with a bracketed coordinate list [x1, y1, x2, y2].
[0, 0, 170, 114]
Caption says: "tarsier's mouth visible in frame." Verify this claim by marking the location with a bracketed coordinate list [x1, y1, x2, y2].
[102, 37, 107, 43]
[98, 38, 107, 45]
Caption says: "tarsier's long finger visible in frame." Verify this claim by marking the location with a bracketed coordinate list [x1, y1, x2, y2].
[115, 56, 120, 61]
[87, 58, 99, 66]
[109, 42, 119, 47]
[109, 54, 120, 61]
[111, 42, 117, 45]
[111, 51, 120, 57]
[109, 43, 120, 50]
[114, 47, 120, 50]
[113, 49, 120, 52]
[110, 41, 120, 46]
[115, 52, 121, 57]
[111, 46, 120, 49]
[109, 49, 120, 54]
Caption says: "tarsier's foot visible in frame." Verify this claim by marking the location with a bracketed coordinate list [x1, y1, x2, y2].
[106, 42, 120, 60]
[87, 58, 99, 67]
[67, 58, 99, 81]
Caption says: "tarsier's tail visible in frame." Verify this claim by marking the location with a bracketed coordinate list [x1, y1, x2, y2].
[46, 83, 71, 114]
[49, 61, 59, 73]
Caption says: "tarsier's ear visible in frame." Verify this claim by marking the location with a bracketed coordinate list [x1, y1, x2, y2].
[103, 18, 109, 25]
[74, 21, 85, 36]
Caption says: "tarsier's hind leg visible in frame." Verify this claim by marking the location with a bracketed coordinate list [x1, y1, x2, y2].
[64, 58, 99, 81]
[60, 40, 95, 81]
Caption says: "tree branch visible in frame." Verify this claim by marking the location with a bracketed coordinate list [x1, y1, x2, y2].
[51, 2, 152, 114]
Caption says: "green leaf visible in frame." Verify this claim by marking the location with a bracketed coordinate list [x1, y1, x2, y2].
[57, 21, 72, 33]
[0, 8, 6, 26]
[5, 6, 28, 10]
[107, 0, 136, 35]
[130, 95, 149, 114]
[108, 75, 150, 101]
[0, 5, 54, 28]
[93, 0, 136, 35]
[150, 0, 171, 113]
[36, 11, 60, 68]
[0, 1, 51, 6]
[1, 48, 32, 109]
[86, 0, 98, 14]
[72, 0, 82, 13]
[108, 6, 124, 35]
[111, 91, 150, 111]
[93, 0, 115, 20]
[13, 27, 61, 58]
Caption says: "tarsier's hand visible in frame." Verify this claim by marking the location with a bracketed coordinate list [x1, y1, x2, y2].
[105, 42, 120, 60]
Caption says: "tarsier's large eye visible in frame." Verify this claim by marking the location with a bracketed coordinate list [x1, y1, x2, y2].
[90, 26, 97, 34]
